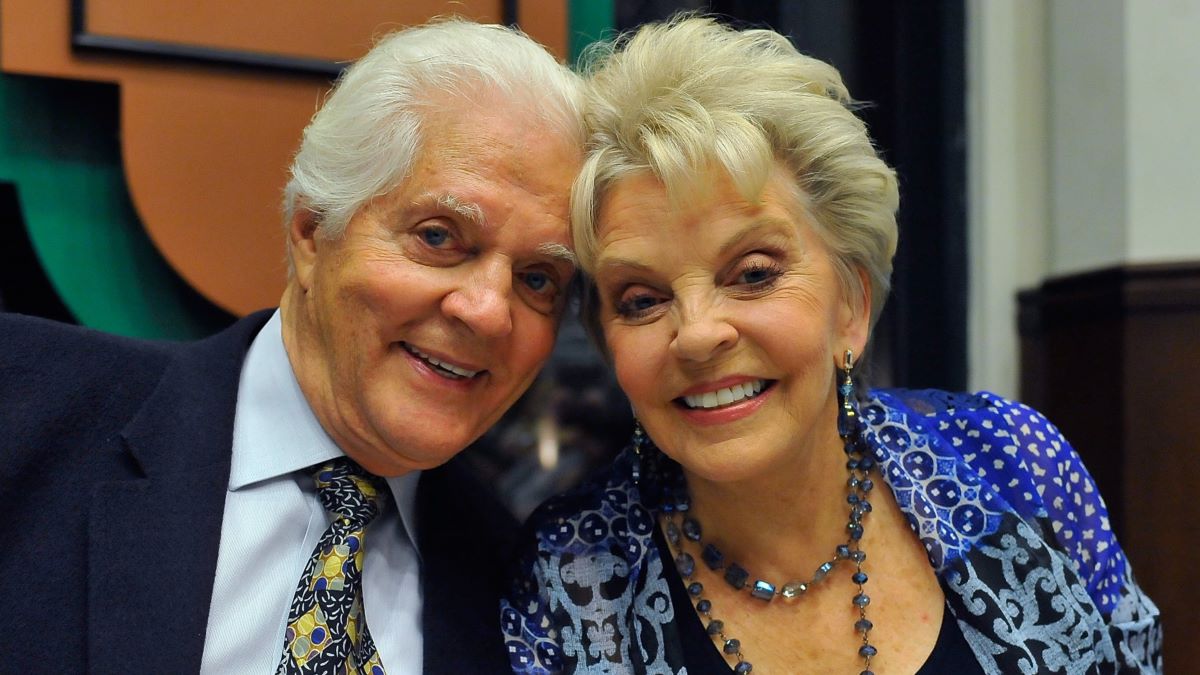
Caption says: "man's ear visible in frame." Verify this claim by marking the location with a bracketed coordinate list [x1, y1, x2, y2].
[289, 208, 322, 290]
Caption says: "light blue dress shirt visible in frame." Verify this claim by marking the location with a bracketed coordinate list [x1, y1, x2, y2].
[199, 311, 423, 673]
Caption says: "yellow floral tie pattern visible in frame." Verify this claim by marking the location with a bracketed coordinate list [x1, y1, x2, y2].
[277, 458, 389, 675]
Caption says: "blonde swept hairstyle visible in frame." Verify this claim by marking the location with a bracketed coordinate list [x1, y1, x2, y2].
[572, 14, 899, 333]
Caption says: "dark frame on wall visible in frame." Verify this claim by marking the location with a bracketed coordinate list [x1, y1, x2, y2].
[69, 0, 521, 76]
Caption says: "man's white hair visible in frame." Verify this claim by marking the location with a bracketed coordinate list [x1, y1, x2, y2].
[283, 18, 584, 245]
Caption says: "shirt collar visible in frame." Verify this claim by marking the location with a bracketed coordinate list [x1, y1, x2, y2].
[231, 310, 421, 552]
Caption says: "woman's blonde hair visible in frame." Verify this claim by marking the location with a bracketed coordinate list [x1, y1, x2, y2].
[572, 14, 899, 337]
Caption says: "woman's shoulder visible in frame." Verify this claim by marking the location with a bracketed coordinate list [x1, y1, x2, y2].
[866, 387, 1087, 515]
[867, 388, 1068, 461]
[518, 446, 653, 555]
[868, 389, 1146, 617]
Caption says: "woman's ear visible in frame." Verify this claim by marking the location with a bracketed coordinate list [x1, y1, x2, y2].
[839, 266, 872, 358]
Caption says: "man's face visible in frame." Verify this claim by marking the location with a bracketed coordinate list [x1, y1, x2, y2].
[285, 98, 580, 476]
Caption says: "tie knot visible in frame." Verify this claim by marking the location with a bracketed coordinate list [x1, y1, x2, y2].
[311, 458, 388, 527]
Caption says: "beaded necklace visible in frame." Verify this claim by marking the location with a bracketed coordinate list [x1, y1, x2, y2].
[640, 351, 876, 674]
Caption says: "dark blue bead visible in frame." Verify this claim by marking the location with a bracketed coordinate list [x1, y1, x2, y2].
[814, 562, 834, 580]
[707, 619, 724, 636]
[859, 644, 878, 658]
[853, 593, 871, 608]
[861, 478, 875, 492]
[666, 522, 681, 545]
[848, 523, 864, 540]
[852, 571, 868, 584]
[855, 618, 874, 633]
[735, 661, 754, 673]
[860, 456, 876, 470]
[724, 563, 750, 590]
[836, 544, 852, 559]
[676, 552, 695, 577]
[848, 477, 860, 489]
[751, 580, 776, 600]
[688, 582, 704, 596]
[846, 458, 860, 471]
[696, 599, 712, 613]
[860, 671, 875, 675]
[847, 493, 860, 505]
[851, 550, 867, 563]
[723, 639, 741, 655]
[683, 517, 702, 541]
[702, 543, 725, 570]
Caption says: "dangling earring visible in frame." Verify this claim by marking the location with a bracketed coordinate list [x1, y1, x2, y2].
[631, 418, 647, 485]
[837, 349, 860, 437]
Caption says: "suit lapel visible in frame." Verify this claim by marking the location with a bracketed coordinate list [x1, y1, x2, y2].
[86, 312, 271, 673]
[418, 457, 518, 674]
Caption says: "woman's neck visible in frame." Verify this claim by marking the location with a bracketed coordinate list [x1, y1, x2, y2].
[680, 427, 854, 583]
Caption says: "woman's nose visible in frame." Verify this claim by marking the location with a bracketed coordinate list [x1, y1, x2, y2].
[669, 300, 738, 363]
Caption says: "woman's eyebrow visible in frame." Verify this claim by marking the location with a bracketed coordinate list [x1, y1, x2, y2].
[716, 217, 796, 257]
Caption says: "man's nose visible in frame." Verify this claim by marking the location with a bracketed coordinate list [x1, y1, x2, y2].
[442, 260, 514, 338]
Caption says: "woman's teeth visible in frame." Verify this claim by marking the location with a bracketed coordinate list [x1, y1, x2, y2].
[403, 344, 479, 379]
[682, 380, 766, 409]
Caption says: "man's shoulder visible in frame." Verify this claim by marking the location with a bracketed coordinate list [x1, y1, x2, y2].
[0, 314, 173, 414]
[0, 311, 272, 445]
[0, 313, 174, 376]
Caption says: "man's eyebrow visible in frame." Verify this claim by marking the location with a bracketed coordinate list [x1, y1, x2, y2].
[537, 243, 577, 268]
[413, 192, 486, 226]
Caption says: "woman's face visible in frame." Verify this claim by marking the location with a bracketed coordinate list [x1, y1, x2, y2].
[592, 165, 869, 484]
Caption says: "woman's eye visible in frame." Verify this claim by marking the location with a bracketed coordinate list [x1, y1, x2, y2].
[735, 262, 782, 287]
[615, 291, 666, 319]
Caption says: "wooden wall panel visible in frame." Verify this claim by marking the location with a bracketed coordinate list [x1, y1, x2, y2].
[1020, 262, 1200, 671]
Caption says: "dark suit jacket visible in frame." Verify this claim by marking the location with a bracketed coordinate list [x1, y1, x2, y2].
[0, 310, 517, 673]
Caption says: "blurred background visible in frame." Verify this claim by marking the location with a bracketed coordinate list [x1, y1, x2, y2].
[2, 0, 1196, 667]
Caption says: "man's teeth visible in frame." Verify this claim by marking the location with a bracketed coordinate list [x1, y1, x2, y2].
[682, 380, 766, 409]
[404, 344, 479, 378]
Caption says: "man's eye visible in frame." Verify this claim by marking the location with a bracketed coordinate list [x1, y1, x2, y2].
[521, 271, 555, 294]
[420, 227, 450, 247]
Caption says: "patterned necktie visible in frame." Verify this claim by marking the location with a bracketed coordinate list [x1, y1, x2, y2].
[277, 458, 389, 675]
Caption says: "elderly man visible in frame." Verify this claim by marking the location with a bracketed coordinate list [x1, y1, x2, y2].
[0, 19, 581, 674]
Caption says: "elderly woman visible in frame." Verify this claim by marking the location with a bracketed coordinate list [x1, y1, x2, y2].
[502, 15, 1161, 675]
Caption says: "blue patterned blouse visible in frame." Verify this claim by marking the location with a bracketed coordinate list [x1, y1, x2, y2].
[501, 390, 1162, 674]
